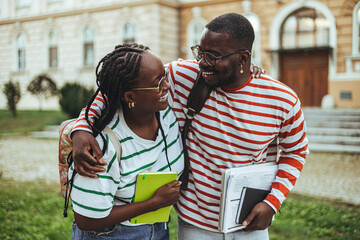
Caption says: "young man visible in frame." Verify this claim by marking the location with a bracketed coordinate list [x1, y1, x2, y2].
[71, 13, 308, 239]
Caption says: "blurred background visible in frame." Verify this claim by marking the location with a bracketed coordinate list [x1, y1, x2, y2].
[0, 0, 360, 110]
[0, 0, 359, 239]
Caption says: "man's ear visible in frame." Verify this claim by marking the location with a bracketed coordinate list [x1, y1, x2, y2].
[240, 51, 251, 65]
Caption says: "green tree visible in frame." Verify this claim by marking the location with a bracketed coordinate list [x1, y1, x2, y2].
[27, 73, 58, 110]
[3, 79, 21, 117]
[59, 82, 94, 118]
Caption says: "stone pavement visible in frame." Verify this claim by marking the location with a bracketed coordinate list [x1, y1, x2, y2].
[292, 151, 360, 205]
[0, 135, 359, 205]
[0, 135, 59, 184]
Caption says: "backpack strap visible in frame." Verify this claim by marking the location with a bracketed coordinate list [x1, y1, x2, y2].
[104, 126, 122, 162]
[180, 71, 212, 190]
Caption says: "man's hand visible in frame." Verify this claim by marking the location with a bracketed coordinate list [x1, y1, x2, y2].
[72, 131, 106, 178]
[242, 202, 275, 231]
[250, 63, 265, 78]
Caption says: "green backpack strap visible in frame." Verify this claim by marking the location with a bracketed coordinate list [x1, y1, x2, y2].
[180, 71, 212, 190]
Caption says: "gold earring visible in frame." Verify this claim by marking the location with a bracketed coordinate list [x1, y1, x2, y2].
[240, 64, 243, 74]
[128, 102, 135, 109]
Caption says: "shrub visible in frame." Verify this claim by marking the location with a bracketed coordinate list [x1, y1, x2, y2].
[59, 82, 94, 118]
[27, 73, 58, 110]
[3, 79, 21, 117]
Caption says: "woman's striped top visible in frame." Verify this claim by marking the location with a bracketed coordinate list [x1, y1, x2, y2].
[69, 106, 184, 226]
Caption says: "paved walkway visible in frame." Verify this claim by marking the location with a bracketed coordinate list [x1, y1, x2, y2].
[292, 151, 360, 205]
[0, 135, 359, 205]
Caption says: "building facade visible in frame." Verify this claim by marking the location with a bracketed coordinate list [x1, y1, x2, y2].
[0, 0, 359, 109]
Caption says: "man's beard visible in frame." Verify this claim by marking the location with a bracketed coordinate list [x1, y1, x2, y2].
[208, 71, 237, 89]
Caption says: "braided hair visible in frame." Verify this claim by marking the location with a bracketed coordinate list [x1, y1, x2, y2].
[63, 44, 172, 217]
[84, 43, 149, 153]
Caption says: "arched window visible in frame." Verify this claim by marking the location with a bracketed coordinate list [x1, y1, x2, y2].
[16, 33, 26, 71]
[242, 0, 261, 65]
[358, 9, 360, 53]
[16, 0, 30, 8]
[187, 20, 206, 58]
[122, 21, 137, 44]
[353, 3, 360, 55]
[281, 7, 330, 49]
[48, 30, 58, 68]
[246, 15, 261, 65]
[83, 26, 94, 67]
[189, 21, 205, 46]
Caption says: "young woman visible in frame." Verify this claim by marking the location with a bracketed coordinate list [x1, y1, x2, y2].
[69, 43, 184, 240]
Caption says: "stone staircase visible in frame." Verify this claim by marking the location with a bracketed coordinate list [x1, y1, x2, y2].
[31, 109, 360, 153]
[303, 108, 360, 153]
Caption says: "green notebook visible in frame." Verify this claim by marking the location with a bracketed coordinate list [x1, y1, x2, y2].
[130, 171, 178, 224]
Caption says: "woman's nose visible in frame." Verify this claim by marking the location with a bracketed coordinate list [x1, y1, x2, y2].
[162, 80, 171, 92]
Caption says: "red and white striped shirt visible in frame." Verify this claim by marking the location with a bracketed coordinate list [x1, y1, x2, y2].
[72, 59, 308, 232]
[167, 60, 308, 232]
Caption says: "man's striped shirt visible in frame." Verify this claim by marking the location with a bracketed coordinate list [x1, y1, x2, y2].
[167, 60, 308, 232]
[70, 106, 184, 225]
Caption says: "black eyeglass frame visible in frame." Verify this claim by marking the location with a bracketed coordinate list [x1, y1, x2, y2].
[191, 45, 250, 66]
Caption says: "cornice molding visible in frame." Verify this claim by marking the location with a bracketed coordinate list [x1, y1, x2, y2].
[0, 0, 179, 25]
[179, 0, 237, 9]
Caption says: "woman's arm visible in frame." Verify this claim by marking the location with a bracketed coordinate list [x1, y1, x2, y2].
[72, 64, 265, 178]
[75, 180, 181, 231]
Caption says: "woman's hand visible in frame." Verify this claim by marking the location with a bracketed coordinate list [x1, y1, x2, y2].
[250, 63, 266, 78]
[74, 180, 182, 231]
[151, 180, 182, 209]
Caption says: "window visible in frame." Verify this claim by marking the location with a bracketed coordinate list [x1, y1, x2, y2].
[242, 1, 261, 65]
[83, 26, 94, 67]
[189, 21, 204, 47]
[16, 0, 30, 8]
[187, 20, 206, 58]
[245, 15, 261, 65]
[281, 8, 330, 49]
[48, 30, 58, 68]
[122, 21, 137, 44]
[16, 33, 26, 71]
[354, 3, 360, 54]
[358, 9, 360, 53]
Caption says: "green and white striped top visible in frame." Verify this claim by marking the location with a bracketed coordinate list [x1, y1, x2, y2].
[69, 106, 184, 225]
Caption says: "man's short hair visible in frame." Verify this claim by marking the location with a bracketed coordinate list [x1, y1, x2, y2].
[206, 13, 254, 51]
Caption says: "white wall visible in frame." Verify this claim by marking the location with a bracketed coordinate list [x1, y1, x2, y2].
[0, 1, 179, 110]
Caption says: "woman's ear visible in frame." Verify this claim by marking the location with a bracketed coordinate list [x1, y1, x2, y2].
[123, 91, 136, 103]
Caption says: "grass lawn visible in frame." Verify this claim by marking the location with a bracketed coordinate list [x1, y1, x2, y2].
[0, 178, 359, 240]
[0, 178, 178, 240]
[0, 109, 68, 134]
[269, 194, 360, 240]
[1, 109, 359, 239]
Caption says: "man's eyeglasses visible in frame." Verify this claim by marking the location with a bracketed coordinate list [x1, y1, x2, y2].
[132, 68, 169, 94]
[191, 45, 250, 66]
